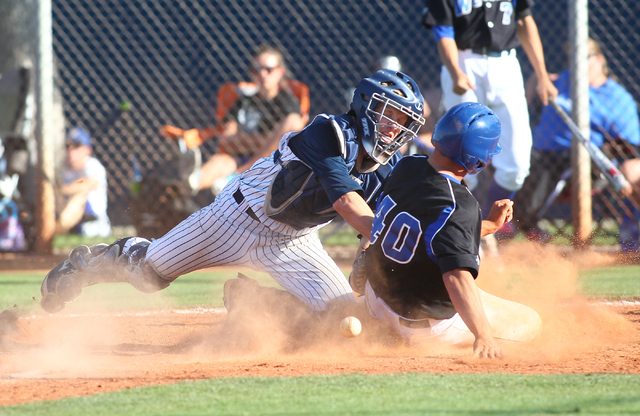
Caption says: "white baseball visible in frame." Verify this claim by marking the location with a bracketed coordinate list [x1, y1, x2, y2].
[340, 316, 362, 338]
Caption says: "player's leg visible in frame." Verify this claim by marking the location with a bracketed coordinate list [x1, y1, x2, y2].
[145, 203, 259, 278]
[363, 281, 541, 345]
[222, 273, 317, 341]
[252, 231, 356, 312]
[440, 52, 482, 110]
[483, 55, 532, 213]
[41, 197, 258, 312]
[433, 289, 543, 344]
[41, 237, 159, 312]
[440, 51, 487, 191]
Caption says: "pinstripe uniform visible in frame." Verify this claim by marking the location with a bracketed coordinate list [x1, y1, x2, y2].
[41, 69, 427, 315]
[144, 114, 396, 311]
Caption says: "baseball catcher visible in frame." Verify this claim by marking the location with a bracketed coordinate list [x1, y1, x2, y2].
[41, 69, 426, 315]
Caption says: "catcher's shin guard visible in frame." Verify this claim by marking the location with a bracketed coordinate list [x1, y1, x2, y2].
[40, 237, 173, 313]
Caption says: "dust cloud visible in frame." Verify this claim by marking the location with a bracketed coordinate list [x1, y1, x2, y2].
[0, 242, 637, 384]
[475, 241, 635, 364]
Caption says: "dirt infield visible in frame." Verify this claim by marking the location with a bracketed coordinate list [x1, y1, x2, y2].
[1, 243, 640, 406]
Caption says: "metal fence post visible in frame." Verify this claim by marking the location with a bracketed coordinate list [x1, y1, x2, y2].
[569, 0, 591, 247]
[34, 0, 56, 254]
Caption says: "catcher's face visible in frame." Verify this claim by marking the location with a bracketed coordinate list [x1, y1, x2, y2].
[374, 102, 409, 144]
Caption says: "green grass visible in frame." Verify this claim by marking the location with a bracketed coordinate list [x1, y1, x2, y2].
[0, 270, 279, 313]
[52, 234, 114, 251]
[3, 373, 640, 415]
[3, 264, 640, 414]
[3, 263, 640, 315]
[579, 265, 640, 299]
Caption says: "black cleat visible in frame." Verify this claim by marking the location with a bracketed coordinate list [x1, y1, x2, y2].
[40, 243, 114, 313]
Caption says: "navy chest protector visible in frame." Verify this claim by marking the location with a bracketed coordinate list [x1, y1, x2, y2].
[264, 115, 389, 230]
[264, 159, 335, 230]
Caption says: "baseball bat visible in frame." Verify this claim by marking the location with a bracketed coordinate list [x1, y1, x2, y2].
[549, 97, 631, 194]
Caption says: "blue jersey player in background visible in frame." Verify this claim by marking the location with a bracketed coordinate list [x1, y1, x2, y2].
[41, 70, 426, 315]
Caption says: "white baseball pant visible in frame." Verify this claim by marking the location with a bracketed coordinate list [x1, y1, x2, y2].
[364, 280, 542, 344]
[441, 49, 532, 192]
[145, 158, 356, 312]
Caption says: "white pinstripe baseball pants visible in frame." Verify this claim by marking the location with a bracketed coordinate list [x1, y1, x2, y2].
[144, 181, 356, 311]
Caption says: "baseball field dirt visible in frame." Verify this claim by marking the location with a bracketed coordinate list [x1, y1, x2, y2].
[1, 242, 640, 406]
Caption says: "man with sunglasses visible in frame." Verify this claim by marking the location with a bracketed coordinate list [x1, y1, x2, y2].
[162, 45, 305, 194]
[56, 127, 111, 238]
[40, 69, 426, 317]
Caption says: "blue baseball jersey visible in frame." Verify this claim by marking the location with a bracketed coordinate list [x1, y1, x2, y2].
[533, 70, 640, 152]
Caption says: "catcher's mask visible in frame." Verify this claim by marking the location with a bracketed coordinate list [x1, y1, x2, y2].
[350, 69, 426, 166]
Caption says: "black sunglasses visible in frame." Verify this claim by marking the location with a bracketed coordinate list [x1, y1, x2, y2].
[65, 142, 83, 149]
[251, 64, 279, 74]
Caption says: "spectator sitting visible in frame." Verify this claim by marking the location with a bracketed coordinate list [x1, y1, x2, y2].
[57, 127, 111, 237]
[161, 44, 306, 194]
[514, 38, 640, 250]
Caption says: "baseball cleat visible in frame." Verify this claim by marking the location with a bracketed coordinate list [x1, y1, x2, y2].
[40, 293, 66, 314]
[222, 273, 258, 313]
[40, 243, 117, 313]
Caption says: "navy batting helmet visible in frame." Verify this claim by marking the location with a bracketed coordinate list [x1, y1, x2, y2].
[432, 102, 502, 175]
[350, 69, 425, 166]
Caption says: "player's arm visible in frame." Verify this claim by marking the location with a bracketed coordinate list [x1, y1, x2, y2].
[436, 37, 476, 96]
[333, 191, 375, 240]
[61, 177, 99, 196]
[442, 268, 502, 359]
[480, 199, 513, 237]
[516, 15, 557, 105]
[288, 119, 376, 238]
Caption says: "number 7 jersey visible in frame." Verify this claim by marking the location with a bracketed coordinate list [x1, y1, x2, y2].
[422, 0, 532, 52]
[364, 155, 482, 320]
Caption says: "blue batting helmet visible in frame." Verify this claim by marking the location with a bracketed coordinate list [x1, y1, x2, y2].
[432, 103, 502, 175]
[350, 69, 425, 166]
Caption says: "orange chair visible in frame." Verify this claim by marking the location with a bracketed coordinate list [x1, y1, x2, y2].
[162, 79, 310, 149]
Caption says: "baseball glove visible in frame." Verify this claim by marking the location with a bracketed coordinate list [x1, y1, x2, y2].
[349, 237, 370, 295]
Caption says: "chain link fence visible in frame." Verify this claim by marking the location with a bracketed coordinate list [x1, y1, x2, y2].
[520, 0, 640, 245]
[1, 0, 639, 247]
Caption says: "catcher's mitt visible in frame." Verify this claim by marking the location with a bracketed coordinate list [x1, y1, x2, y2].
[349, 238, 370, 295]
